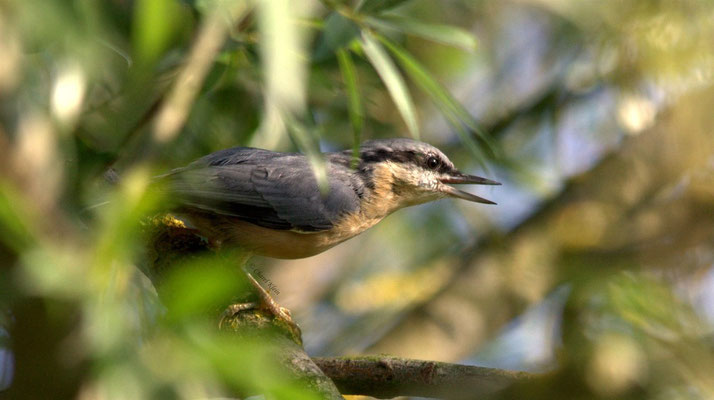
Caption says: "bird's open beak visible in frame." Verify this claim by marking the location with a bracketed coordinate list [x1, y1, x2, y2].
[439, 173, 500, 205]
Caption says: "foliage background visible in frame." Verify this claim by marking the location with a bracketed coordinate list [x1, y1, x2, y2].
[1, 0, 714, 398]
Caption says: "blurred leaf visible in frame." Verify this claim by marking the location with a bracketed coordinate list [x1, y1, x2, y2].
[194, 333, 323, 399]
[192, 0, 228, 14]
[336, 48, 363, 166]
[366, 15, 477, 51]
[253, 0, 309, 150]
[376, 34, 495, 162]
[313, 12, 360, 62]
[202, 57, 232, 94]
[132, 0, 182, 64]
[357, 0, 413, 14]
[360, 31, 420, 139]
[93, 169, 164, 276]
[0, 182, 36, 252]
[285, 117, 329, 193]
[160, 255, 247, 321]
[18, 246, 88, 299]
[153, 1, 249, 144]
[608, 273, 704, 341]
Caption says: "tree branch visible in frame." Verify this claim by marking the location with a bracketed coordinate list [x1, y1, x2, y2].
[314, 355, 531, 399]
[223, 308, 344, 399]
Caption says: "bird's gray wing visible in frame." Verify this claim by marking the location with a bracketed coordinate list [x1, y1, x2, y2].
[165, 152, 360, 232]
[249, 159, 361, 231]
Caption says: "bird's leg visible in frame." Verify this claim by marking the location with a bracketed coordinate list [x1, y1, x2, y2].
[246, 272, 295, 321]
[219, 270, 302, 343]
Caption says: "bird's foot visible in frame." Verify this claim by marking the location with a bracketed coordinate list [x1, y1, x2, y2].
[218, 273, 302, 344]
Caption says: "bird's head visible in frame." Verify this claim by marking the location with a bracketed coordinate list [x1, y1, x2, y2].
[356, 138, 500, 208]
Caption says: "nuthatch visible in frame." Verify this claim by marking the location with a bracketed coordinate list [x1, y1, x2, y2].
[164, 138, 499, 259]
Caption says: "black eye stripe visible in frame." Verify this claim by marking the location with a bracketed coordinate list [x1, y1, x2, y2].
[360, 149, 451, 173]
[361, 149, 416, 164]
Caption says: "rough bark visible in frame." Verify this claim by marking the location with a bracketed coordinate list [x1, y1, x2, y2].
[314, 355, 531, 399]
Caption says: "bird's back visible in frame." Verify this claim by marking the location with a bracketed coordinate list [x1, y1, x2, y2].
[163, 146, 363, 234]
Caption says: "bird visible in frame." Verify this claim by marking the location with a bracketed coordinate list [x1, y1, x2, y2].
[160, 138, 499, 332]
[162, 138, 500, 260]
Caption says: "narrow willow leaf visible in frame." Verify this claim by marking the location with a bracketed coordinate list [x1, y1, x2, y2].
[377, 34, 497, 160]
[357, 0, 412, 14]
[252, 0, 310, 150]
[377, 34, 468, 124]
[284, 117, 329, 193]
[361, 31, 420, 139]
[313, 12, 360, 62]
[366, 15, 477, 51]
[445, 111, 489, 167]
[336, 48, 363, 167]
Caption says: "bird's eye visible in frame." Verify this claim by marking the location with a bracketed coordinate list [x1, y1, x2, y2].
[426, 156, 440, 169]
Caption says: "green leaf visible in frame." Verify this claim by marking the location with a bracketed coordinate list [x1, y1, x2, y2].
[376, 34, 496, 162]
[360, 31, 420, 139]
[366, 15, 477, 51]
[0, 182, 36, 252]
[132, 0, 181, 64]
[160, 253, 247, 321]
[313, 12, 360, 62]
[444, 110, 489, 167]
[336, 48, 363, 166]
[357, 0, 413, 14]
[284, 117, 329, 193]
[93, 169, 164, 272]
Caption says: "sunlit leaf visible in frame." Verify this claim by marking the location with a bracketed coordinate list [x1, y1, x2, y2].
[376, 34, 496, 161]
[336, 48, 363, 166]
[366, 15, 477, 51]
[253, 0, 311, 150]
[133, 0, 181, 64]
[360, 31, 420, 139]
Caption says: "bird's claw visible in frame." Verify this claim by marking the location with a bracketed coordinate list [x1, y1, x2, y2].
[218, 273, 302, 343]
[218, 301, 258, 329]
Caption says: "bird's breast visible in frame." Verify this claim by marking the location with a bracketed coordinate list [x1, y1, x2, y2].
[218, 214, 384, 259]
